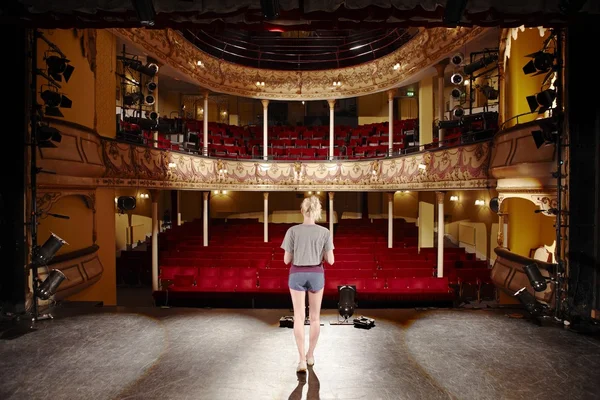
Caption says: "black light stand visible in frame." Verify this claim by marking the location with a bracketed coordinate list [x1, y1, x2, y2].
[464, 48, 499, 116]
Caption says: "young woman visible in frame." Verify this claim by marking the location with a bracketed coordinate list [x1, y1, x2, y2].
[281, 196, 335, 372]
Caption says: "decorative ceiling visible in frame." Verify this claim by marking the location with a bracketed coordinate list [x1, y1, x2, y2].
[7, 1, 599, 29]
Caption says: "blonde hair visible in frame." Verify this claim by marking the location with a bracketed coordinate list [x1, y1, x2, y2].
[301, 195, 322, 221]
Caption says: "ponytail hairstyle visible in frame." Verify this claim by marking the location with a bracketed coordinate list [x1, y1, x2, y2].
[301, 195, 322, 221]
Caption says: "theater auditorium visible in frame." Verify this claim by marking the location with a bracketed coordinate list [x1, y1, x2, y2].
[1, 1, 600, 399]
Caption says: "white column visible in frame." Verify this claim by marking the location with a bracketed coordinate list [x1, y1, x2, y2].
[151, 191, 159, 291]
[328, 192, 334, 239]
[436, 191, 445, 277]
[328, 99, 335, 160]
[203, 192, 209, 246]
[388, 192, 393, 248]
[388, 89, 395, 155]
[434, 61, 448, 146]
[153, 131, 158, 148]
[263, 192, 269, 242]
[176, 190, 181, 226]
[203, 91, 209, 156]
[262, 99, 269, 160]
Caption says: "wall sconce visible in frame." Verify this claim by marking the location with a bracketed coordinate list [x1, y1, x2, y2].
[168, 162, 176, 168]
[450, 195, 459, 201]
[218, 168, 228, 174]
[418, 163, 426, 170]
[474, 199, 485, 206]
[332, 81, 342, 87]
[196, 60, 204, 67]
[139, 193, 149, 199]
[213, 190, 228, 195]
[302, 101, 305, 105]
[256, 81, 265, 87]
[393, 63, 400, 70]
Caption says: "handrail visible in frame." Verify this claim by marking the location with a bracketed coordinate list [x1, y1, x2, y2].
[500, 111, 538, 130]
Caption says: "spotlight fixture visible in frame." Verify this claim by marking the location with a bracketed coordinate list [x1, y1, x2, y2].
[514, 287, 547, 317]
[45, 55, 74, 82]
[451, 52, 464, 66]
[464, 53, 498, 75]
[35, 269, 67, 300]
[523, 263, 548, 292]
[149, 111, 158, 120]
[119, 57, 159, 77]
[526, 89, 556, 113]
[147, 81, 157, 92]
[41, 90, 72, 117]
[480, 84, 499, 100]
[123, 92, 144, 106]
[450, 73, 464, 85]
[523, 51, 555, 75]
[145, 94, 155, 105]
[531, 121, 558, 149]
[33, 233, 67, 266]
[452, 105, 464, 118]
[117, 196, 136, 211]
[450, 87, 462, 100]
[36, 125, 62, 148]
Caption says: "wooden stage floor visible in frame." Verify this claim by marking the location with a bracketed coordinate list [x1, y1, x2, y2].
[1, 306, 599, 399]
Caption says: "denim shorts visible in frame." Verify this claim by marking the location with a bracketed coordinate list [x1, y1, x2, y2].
[288, 272, 325, 292]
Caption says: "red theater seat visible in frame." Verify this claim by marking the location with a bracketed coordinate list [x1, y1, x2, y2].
[237, 277, 258, 292]
[258, 276, 286, 292]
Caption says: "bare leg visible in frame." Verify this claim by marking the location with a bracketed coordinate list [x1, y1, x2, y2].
[289, 288, 306, 363]
[306, 288, 324, 360]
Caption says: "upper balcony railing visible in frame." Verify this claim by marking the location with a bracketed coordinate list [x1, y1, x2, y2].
[182, 28, 415, 70]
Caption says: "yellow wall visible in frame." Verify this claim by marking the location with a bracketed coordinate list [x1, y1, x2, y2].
[399, 98, 418, 119]
[38, 196, 94, 255]
[418, 75, 434, 144]
[505, 197, 556, 257]
[36, 29, 118, 305]
[37, 29, 96, 130]
[68, 188, 116, 305]
[180, 191, 204, 222]
[158, 90, 181, 118]
[505, 28, 551, 127]
[358, 92, 388, 125]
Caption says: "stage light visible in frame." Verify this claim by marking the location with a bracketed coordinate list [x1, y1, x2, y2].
[35, 269, 66, 300]
[450, 87, 462, 100]
[36, 125, 62, 148]
[531, 119, 557, 149]
[260, 0, 280, 20]
[123, 92, 144, 106]
[45, 55, 74, 82]
[41, 90, 72, 117]
[451, 73, 464, 85]
[451, 52, 464, 66]
[145, 95, 155, 105]
[120, 57, 159, 77]
[338, 285, 356, 320]
[526, 89, 556, 113]
[523, 51, 555, 75]
[147, 81, 157, 92]
[34, 233, 67, 266]
[464, 53, 498, 75]
[514, 287, 546, 316]
[149, 111, 158, 120]
[524, 263, 548, 292]
[452, 105, 464, 118]
[117, 196, 136, 211]
[480, 85, 499, 100]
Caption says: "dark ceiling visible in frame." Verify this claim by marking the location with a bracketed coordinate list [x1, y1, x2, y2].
[4, 0, 600, 29]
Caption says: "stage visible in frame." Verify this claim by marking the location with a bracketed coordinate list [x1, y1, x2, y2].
[1, 306, 599, 399]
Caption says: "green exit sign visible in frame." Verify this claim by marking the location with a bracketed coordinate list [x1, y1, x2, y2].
[406, 90, 414, 96]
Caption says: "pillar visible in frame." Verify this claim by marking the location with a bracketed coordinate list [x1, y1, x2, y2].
[262, 99, 269, 160]
[387, 89, 395, 155]
[176, 190, 181, 226]
[418, 75, 434, 146]
[153, 131, 158, 148]
[203, 191, 209, 246]
[151, 190, 159, 291]
[434, 60, 449, 146]
[328, 192, 334, 238]
[263, 192, 269, 243]
[328, 99, 335, 160]
[388, 192, 393, 248]
[203, 91, 209, 156]
[497, 213, 505, 247]
[436, 191, 445, 277]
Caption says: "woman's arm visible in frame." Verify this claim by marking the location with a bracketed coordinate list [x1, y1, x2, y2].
[323, 250, 334, 265]
[284, 251, 293, 265]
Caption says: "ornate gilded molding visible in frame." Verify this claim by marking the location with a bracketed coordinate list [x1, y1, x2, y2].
[111, 27, 489, 100]
[435, 191, 445, 204]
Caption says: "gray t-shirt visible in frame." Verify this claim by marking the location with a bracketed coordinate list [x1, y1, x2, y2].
[281, 224, 334, 266]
